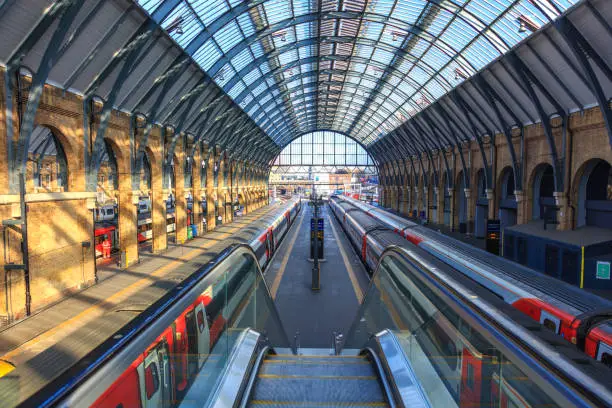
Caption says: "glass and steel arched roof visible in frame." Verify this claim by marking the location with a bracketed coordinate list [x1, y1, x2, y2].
[136, 0, 579, 147]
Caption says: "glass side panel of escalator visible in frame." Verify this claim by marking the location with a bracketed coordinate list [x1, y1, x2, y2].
[344, 250, 598, 408]
[84, 247, 290, 408]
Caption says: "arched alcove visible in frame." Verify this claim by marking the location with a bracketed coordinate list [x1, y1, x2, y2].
[498, 166, 517, 230]
[270, 131, 377, 198]
[27, 125, 68, 192]
[575, 159, 612, 228]
[531, 163, 555, 221]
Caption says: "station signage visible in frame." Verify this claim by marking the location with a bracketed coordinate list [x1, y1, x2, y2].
[596, 261, 611, 280]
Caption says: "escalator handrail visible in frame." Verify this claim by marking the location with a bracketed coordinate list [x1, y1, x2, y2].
[345, 245, 612, 407]
[23, 243, 293, 408]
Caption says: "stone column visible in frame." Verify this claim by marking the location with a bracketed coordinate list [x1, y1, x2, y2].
[413, 186, 420, 218]
[436, 187, 444, 225]
[515, 190, 526, 225]
[206, 152, 216, 231]
[217, 154, 227, 224]
[174, 144, 187, 244]
[464, 188, 474, 234]
[448, 188, 455, 230]
[151, 188, 167, 253]
[192, 147, 202, 231]
[486, 188, 495, 220]
[554, 192, 571, 231]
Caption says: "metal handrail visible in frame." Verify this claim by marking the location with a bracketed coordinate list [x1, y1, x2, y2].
[23, 243, 293, 407]
[344, 245, 612, 407]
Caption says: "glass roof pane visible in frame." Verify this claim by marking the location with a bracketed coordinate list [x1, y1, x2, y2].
[137, 0, 580, 146]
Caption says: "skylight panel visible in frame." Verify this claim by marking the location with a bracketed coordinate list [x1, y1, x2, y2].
[193, 39, 222, 71]
[463, 36, 501, 71]
[250, 42, 265, 59]
[362, 21, 384, 40]
[427, 7, 453, 37]
[260, 93, 273, 105]
[278, 49, 298, 66]
[294, 21, 314, 41]
[394, 0, 427, 25]
[161, 3, 203, 47]
[243, 69, 261, 86]
[231, 48, 254, 72]
[239, 93, 254, 109]
[299, 46, 314, 59]
[228, 81, 247, 99]
[236, 13, 257, 37]
[423, 44, 452, 72]
[214, 20, 243, 53]
[192, 0, 229, 26]
[214, 64, 235, 87]
[372, 47, 395, 66]
[424, 77, 447, 99]
[293, 0, 314, 16]
[252, 82, 267, 97]
[264, 0, 292, 25]
[137, 0, 164, 14]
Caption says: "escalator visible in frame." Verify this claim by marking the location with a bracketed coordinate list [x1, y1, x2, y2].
[23, 245, 612, 407]
[248, 354, 389, 407]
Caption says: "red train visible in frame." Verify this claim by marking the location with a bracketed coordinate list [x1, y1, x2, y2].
[330, 195, 612, 366]
[90, 198, 301, 407]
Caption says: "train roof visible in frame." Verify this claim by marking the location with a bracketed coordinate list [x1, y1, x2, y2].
[507, 221, 612, 247]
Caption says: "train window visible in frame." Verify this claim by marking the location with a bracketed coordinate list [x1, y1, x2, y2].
[543, 319, 557, 333]
[197, 310, 205, 333]
[144, 363, 159, 399]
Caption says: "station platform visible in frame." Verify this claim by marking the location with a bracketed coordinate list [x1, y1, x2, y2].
[0, 202, 286, 404]
[265, 203, 370, 348]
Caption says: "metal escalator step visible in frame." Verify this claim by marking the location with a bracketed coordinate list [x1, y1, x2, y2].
[260, 361, 376, 377]
[249, 401, 389, 407]
[249, 377, 386, 404]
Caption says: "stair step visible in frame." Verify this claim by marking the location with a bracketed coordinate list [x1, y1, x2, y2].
[265, 355, 368, 365]
[250, 376, 386, 404]
[260, 361, 375, 377]
[249, 402, 389, 407]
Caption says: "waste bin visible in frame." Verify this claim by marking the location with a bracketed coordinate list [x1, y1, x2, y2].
[187, 226, 193, 240]
[192, 224, 198, 238]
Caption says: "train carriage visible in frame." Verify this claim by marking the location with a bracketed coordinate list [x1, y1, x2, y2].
[330, 195, 612, 366]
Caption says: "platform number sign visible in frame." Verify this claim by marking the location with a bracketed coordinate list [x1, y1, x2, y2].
[596, 261, 611, 280]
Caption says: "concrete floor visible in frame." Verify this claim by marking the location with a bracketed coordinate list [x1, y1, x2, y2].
[265, 203, 370, 348]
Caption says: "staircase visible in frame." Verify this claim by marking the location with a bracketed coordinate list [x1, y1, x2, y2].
[248, 352, 389, 407]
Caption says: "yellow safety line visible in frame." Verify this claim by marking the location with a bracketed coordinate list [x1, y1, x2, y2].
[0, 206, 274, 362]
[270, 207, 306, 299]
[0, 360, 15, 378]
[258, 374, 376, 380]
[328, 213, 364, 302]
[250, 401, 388, 406]
[580, 246, 585, 289]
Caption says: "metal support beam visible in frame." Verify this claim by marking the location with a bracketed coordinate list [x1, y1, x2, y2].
[556, 17, 612, 150]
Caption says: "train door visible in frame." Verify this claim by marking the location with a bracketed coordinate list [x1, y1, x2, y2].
[185, 303, 211, 378]
[138, 343, 172, 408]
[459, 348, 482, 407]
[268, 228, 275, 255]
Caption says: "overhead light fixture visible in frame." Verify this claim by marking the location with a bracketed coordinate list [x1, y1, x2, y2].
[517, 15, 538, 34]
[454, 68, 468, 80]
[167, 16, 184, 35]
